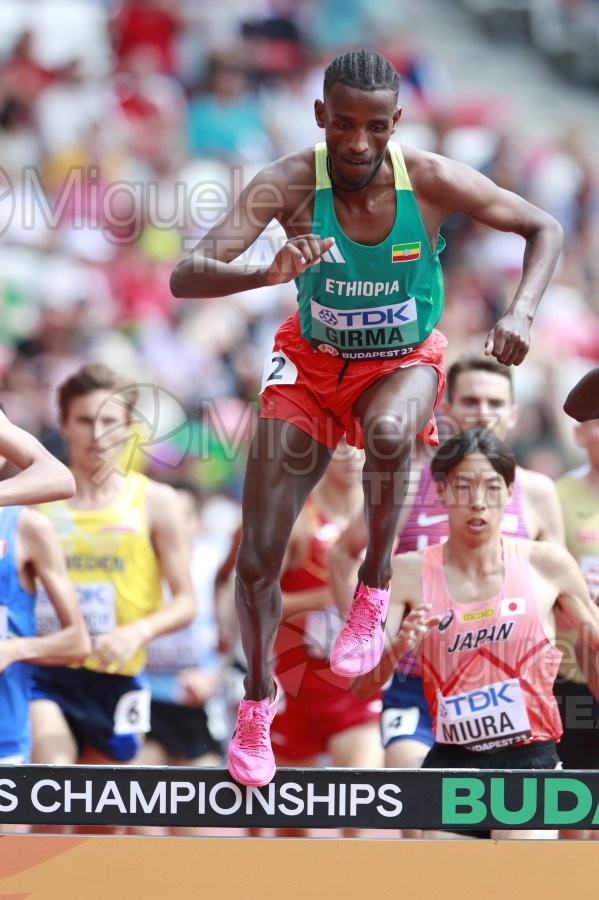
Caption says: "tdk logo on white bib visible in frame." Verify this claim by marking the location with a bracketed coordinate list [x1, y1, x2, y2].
[312, 297, 417, 328]
[443, 682, 515, 715]
[436, 677, 532, 751]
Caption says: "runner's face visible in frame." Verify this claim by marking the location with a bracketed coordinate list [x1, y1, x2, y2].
[437, 452, 513, 545]
[315, 83, 400, 190]
[61, 390, 131, 475]
[445, 371, 516, 441]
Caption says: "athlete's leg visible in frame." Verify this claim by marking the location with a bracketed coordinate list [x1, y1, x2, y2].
[381, 675, 434, 771]
[130, 738, 169, 767]
[329, 721, 387, 838]
[30, 699, 79, 765]
[29, 699, 79, 834]
[329, 721, 384, 769]
[235, 418, 333, 700]
[331, 367, 438, 676]
[353, 365, 439, 588]
[385, 738, 430, 769]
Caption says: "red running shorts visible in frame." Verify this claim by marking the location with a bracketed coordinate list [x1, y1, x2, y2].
[260, 312, 447, 449]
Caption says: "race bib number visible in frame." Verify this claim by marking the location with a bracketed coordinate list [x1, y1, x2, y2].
[0, 605, 8, 640]
[113, 688, 151, 735]
[260, 351, 298, 394]
[381, 706, 421, 745]
[435, 677, 531, 751]
[36, 583, 116, 637]
[309, 296, 421, 359]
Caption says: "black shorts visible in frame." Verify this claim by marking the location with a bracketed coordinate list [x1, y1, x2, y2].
[31, 665, 149, 762]
[147, 700, 223, 762]
[422, 740, 561, 839]
[553, 678, 599, 768]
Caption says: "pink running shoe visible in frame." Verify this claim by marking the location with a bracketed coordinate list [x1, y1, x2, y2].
[227, 679, 282, 787]
[329, 582, 390, 677]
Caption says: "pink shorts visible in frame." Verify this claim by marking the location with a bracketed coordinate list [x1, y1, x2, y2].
[260, 312, 447, 448]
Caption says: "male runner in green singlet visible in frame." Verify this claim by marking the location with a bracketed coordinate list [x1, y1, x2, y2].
[170, 48, 564, 787]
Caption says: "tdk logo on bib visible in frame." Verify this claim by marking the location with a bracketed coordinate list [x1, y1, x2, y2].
[442, 682, 515, 716]
[309, 296, 421, 359]
[436, 677, 531, 750]
[312, 297, 417, 329]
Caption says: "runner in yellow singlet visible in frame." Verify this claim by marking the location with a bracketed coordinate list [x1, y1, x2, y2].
[29, 365, 195, 813]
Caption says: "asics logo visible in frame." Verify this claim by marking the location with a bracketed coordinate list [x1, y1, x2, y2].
[438, 610, 454, 632]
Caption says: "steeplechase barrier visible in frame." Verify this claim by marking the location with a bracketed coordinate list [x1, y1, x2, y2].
[2, 765, 599, 830]
[2, 766, 599, 899]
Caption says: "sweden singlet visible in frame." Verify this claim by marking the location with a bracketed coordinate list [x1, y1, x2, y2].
[36, 473, 163, 676]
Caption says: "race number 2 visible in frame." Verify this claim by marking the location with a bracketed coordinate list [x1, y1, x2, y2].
[260, 351, 298, 393]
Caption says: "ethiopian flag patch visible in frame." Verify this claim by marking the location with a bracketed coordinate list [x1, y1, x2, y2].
[392, 242, 421, 262]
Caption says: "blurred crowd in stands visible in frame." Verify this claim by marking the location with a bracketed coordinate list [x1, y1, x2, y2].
[0, 0, 598, 498]
[458, 0, 599, 87]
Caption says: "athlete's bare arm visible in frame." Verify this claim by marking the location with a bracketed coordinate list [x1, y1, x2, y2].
[519, 467, 565, 544]
[143, 481, 196, 638]
[170, 152, 334, 299]
[0, 510, 90, 672]
[92, 482, 195, 672]
[404, 146, 564, 367]
[532, 542, 599, 691]
[0, 412, 75, 506]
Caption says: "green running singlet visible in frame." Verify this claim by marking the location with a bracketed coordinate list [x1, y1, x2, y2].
[295, 142, 445, 361]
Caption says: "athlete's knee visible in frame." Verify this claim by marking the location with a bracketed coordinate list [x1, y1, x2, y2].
[362, 413, 414, 464]
[235, 540, 283, 591]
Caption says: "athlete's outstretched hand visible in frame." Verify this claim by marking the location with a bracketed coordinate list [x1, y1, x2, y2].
[484, 311, 531, 367]
[266, 234, 335, 285]
[391, 605, 442, 661]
